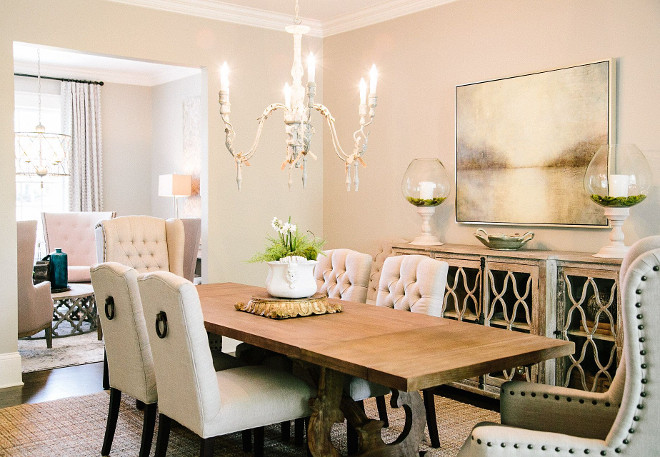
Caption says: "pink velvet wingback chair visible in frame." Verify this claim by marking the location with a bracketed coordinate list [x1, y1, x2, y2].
[17, 220, 53, 348]
[42, 211, 116, 283]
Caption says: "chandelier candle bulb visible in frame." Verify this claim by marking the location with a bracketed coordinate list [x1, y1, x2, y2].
[220, 62, 229, 93]
[369, 65, 378, 96]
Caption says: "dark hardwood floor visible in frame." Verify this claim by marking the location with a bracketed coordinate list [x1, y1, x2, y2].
[0, 361, 105, 409]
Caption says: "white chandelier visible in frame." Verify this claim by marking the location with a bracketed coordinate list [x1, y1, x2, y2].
[219, 0, 378, 191]
[15, 49, 70, 182]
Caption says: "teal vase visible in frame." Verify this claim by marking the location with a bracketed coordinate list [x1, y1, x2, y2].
[49, 248, 68, 292]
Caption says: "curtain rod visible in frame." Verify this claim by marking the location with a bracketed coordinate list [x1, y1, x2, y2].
[14, 73, 104, 86]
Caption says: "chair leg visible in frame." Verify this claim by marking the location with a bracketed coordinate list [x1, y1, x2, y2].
[139, 403, 157, 457]
[280, 420, 291, 442]
[253, 426, 264, 457]
[242, 429, 252, 452]
[294, 417, 305, 446]
[375, 395, 389, 427]
[101, 388, 121, 456]
[45, 326, 52, 349]
[200, 437, 214, 457]
[154, 413, 171, 457]
[423, 389, 440, 448]
[136, 399, 145, 411]
[347, 400, 364, 455]
[103, 349, 110, 390]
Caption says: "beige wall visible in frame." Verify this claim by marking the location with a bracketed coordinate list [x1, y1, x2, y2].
[322, 0, 660, 255]
[102, 82, 153, 216]
[0, 0, 323, 387]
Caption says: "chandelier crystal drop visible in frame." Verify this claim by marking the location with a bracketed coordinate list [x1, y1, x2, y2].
[15, 49, 70, 181]
[219, 0, 378, 191]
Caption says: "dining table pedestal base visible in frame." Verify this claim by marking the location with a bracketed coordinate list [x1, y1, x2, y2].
[307, 367, 427, 457]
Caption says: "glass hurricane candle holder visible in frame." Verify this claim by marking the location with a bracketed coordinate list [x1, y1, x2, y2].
[401, 158, 451, 245]
[584, 144, 652, 258]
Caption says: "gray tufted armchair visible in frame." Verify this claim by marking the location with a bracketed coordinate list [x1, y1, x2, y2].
[314, 249, 373, 302]
[457, 236, 660, 456]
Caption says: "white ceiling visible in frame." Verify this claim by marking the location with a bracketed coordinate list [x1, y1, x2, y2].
[13, 0, 456, 86]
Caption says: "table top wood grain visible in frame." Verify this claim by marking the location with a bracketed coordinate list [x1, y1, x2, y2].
[198, 282, 574, 392]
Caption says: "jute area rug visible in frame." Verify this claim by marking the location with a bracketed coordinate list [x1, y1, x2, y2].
[18, 331, 105, 373]
[0, 391, 499, 456]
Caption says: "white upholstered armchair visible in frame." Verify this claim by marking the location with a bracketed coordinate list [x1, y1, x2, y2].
[43, 211, 115, 283]
[457, 236, 660, 457]
[95, 215, 184, 277]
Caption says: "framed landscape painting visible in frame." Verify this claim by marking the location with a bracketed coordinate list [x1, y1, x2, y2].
[455, 60, 614, 227]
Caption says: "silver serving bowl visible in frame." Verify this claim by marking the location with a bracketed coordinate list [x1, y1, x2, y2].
[474, 229, 534, 250]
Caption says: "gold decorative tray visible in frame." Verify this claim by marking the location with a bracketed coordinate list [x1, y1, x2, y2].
[235, 294, 342, 319]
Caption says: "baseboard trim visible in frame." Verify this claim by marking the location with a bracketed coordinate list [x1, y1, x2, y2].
[0, 352, 24, 389]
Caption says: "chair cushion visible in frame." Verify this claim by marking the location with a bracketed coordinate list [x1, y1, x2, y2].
[345, 376, 390, 402]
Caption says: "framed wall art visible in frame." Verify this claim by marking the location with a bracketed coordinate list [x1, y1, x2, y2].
[455, 59, 615, 227]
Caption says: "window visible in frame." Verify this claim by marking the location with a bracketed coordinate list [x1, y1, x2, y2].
[15, 85, 69, 258]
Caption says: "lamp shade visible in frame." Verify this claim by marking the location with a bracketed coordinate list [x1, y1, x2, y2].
[158, 174, 192, 197]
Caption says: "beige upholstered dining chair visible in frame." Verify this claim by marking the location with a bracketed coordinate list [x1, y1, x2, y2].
[42, 211, 116, 283]
[457, 235, 660, 457]
[90, 262, 157, 457]
[95, 215, 185, 277]
[347, 254, 449, 452]
[17, 220, 53, 348]
[315, 248, 373, 302]
[137, 270, 315, 457]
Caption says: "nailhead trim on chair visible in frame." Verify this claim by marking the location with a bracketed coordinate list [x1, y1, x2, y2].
[468, 263, 659, 456]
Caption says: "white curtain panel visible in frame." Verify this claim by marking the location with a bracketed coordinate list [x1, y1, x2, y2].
[62, 81, 103, 212]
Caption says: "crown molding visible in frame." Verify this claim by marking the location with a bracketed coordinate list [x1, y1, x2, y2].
[323, 0, 459, 37]
[106, 0, 457, 37]
[106, 0, 324, 37]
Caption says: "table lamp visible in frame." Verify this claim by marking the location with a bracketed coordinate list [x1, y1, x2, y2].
[158, 174, 192, 218]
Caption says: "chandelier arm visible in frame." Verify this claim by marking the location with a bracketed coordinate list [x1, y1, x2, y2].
[313, 104, 350, 161]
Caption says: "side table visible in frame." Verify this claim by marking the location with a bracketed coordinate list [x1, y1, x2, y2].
[51, 283, 102, 339]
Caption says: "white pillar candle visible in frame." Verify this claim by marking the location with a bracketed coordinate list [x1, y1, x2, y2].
[419, 181, 436, 200]
[609, 174, 630, 197]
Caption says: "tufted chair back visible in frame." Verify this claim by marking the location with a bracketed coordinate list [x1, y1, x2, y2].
[42, 211, 116, 282]
[376, 254, 449, 317]
[314, 249, 372, 303]
[366, 239, 408, 304]
[95, 215, 184, 277]
[90, 262, 157, 404]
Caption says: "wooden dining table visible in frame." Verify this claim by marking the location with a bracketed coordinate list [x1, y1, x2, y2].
[198, 282, 574, 457]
